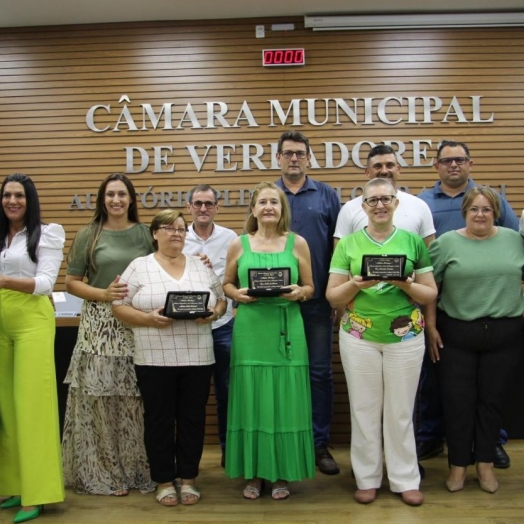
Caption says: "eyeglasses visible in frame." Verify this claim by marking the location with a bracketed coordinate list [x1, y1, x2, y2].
[437, 157, 469, 166]
[280, 150, 308, 160]
[363, 195, 396, 207]
[159, 226, 186, 235]
[190, 200, 216, 209]
[467, 206, 493, 215]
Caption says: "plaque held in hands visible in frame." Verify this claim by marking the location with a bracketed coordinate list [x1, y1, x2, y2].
[247, 267, 292, 297]
[163, 291, 213, 319]
[361, 254, 407, 281]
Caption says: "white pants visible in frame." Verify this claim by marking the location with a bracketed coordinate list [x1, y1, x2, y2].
[339, 329, 424, 493]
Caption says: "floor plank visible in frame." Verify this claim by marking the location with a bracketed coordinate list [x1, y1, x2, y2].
[2, 442, 523, 524]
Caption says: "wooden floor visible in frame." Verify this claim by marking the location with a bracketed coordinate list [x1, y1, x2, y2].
[2, 442, 524, 524]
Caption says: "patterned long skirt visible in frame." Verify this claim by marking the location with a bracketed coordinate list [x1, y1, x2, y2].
[62, 300, 155, 495]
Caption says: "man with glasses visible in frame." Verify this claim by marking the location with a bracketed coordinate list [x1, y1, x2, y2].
[275, 130, 342, 475]
[184, 184, 237, 468]
[416, 139, 518, 468]
[420, 140, 518, 237]
[334, 145, 435, 247]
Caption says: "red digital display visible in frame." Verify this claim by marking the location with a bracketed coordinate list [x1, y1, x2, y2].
[262, 48, 305, 67]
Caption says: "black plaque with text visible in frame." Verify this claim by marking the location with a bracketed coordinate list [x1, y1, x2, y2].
[361, 254, 407, 281]
[163, 291, 213, 319]
[247, 267, 292, 297]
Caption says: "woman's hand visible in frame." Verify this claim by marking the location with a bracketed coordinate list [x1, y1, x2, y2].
[146, 307, 173, 328]
[280, 284, 306, 302]
[385, 276, 413, 290]
[351, 275, 380, 289]
[235, 287, 257, 304]
[103, 275, 128, 301]
[426, 326, 443, 362]
[196, 308, 220, 324]
[327, 274, 374, 309]
[387, 272, 437, 306]
[196, 252, 213, 269]
[196, 298, 227, 324]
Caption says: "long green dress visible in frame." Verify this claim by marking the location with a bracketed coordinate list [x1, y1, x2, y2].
[225, 233, 315, 482]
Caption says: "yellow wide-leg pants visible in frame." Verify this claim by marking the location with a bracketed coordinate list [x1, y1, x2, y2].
[0, 289, 65, 506]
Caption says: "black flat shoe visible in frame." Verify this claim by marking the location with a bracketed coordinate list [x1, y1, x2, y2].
[416, 440, 444, 461]
[315, 446, 340, 475]
[493, 444, 510, 469]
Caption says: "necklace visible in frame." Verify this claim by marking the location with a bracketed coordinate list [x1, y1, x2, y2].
[463, 227, 497, 240]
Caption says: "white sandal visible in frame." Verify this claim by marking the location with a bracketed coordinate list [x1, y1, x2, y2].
[243, 485, 261, 499]
[180, 484, 201, 505]
[271, 485, 290, 500]
[156, 485, 178, 507]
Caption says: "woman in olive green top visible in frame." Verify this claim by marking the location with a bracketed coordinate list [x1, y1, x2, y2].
[62, 174, 155, 496]
[426, 186, 524, 494]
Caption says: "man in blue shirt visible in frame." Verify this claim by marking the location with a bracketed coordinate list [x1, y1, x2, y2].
[275, 131, 342, 475]
[417, 139, 518, 468]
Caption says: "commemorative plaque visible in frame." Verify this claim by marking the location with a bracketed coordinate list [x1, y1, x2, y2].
[163, 291, 213, 319]
[247, 267, 292, 297]
[361, 254, 407, 281]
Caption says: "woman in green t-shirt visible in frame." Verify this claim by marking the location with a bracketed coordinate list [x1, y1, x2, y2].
[426, 186, 524, 494]
[327, 178, 437, 506]
[62, 173, 155, 496]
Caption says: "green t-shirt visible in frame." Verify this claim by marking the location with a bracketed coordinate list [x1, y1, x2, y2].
[67, 223, 154, 289]
[430, 227, 524, 320]
[330, 227, 433, 343]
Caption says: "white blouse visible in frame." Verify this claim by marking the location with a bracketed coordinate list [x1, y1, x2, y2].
[116, 253, 225, 367]
[0, 223, 65, 295]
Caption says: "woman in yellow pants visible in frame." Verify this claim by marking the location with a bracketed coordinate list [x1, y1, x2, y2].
[0, 174, 65, 523]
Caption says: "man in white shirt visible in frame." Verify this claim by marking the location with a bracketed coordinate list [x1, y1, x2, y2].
[183, 184, 237, 467]
[334, 145, 435, 246]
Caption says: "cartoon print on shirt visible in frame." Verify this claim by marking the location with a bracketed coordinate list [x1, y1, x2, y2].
[410, 307, 425, 331]
[346, 311, 373, 339]
[390, 315, 418, 341]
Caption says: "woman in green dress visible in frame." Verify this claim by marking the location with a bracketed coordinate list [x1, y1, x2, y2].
[223, 181, 315, 500]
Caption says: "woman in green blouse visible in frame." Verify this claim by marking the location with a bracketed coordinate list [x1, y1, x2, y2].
[426, 186, 524, 494]
[62, 173, 155, 496]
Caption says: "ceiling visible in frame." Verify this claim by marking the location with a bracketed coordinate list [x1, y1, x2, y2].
[1, 0, 523, 29]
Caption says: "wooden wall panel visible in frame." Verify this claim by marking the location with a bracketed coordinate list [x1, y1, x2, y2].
[2, 18, 524, 444]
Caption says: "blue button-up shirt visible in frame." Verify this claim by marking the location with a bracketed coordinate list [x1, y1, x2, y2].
[418, 178, 518, 237]
[276, 176, 341, 299]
